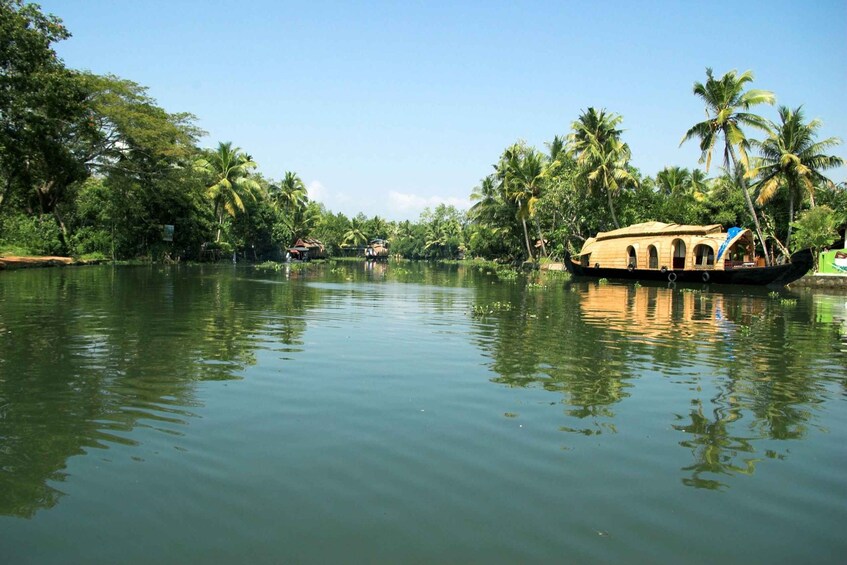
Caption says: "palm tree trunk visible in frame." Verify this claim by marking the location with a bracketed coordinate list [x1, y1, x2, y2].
[607, 188, 620, 228]
[728, 148, 770, 266]
[786, 191, 795, 251]
[53, 207, 69, 253]
[534, 218, 548, 257]
[521, 217, 534, 261]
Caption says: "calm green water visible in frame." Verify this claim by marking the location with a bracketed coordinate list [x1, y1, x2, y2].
[1, 263, 845, 564]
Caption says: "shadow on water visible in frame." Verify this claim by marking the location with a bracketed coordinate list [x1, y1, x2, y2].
[474, 278, 847, 490]
[0, 265, 324, 517]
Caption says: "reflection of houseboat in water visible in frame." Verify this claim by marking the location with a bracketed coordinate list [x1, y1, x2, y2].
[364, 239, 389, 261]
[566, 222, 812, 286]
[286, 238, 326, 261]
[574, 283, 772, 349]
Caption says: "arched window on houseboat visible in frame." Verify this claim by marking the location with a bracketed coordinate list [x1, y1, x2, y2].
[694, 244, 715, 267]
[626, 246, 637, 269]
[648, 245, 658, 269]
[672, 239, 686, 269]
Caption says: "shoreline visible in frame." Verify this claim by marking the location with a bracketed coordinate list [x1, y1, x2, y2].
[0, 256, 76, 269]
[3, 255, 847, 289]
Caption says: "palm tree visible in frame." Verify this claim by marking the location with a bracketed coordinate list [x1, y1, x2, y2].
[196, 141, 261, 242]
[367, 215, 389, 240]
[469, 175, 514, 257]
[680, 68, 774, 263]
[286, 202, 319, 240]
[689, 169, 710, 202]
[495, 143, 549, 259]
[469, 175, 501, 224]
[505, 145, 549, 258]
[271, 171, 308, 214]
[567, 108, 637, 229]
[655, 166, 692, 196]
[748, 106, 843, 249]
[343, 217, 368, 248]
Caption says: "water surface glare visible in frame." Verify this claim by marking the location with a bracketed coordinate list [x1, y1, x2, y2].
[1, 263, 846, 563]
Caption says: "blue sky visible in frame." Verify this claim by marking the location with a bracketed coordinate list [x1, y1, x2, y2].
[41, 0, 846, 220]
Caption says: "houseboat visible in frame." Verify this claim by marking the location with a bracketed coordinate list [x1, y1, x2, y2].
[564, 222, 812, 286]
[286, 238, 326, 261]
[364, 239, 389, 261]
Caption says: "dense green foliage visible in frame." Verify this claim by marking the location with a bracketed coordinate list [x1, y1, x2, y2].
[0, 2, 843, 270]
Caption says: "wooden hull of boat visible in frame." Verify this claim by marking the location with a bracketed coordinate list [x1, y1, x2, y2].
[564, 249, 813, 287]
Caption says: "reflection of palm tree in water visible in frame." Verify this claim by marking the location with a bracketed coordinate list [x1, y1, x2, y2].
[484, 282, 842, 489]
[0, 268, 325, 517]
[673, 397, 757, 490]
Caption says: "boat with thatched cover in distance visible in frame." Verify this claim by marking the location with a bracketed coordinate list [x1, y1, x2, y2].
[364, 239, 389, 261]
[286, 238, 326, 261]
[565, 222, 812, 286]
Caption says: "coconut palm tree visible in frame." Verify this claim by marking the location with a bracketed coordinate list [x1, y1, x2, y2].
[505, 145, 549, 258]
[469, 175, 516, 257]
[689, 169, 710, 202]
[343, 217, 368, 248]
[196, 141, 261, 242]
[285, 202, 319, 240]
[271, 171, 308, 214]
[469, 175, 499, 220]
[568, 108, 637, 229]
[748, 106, 843, 249]
[680, 68, 774, 263]
[495, 143, 549, 259]
[655, 166, 692, 196]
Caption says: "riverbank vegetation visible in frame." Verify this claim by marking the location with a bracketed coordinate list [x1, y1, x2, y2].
[1, 1, 844, 267]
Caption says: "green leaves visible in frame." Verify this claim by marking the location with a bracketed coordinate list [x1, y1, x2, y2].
[682, 68, 774, 173]
[567, 107, 636, 229]
[790, 205, 840, 270]
[196, 142, 261, 242]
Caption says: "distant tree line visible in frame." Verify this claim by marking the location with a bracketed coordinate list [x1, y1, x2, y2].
[1, 1, 844, 266]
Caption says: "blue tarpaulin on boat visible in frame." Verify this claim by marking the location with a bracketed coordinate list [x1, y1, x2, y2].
[717, 227, 743, 260]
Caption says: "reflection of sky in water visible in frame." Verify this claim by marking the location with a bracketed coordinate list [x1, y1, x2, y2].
[1, 266, 846, 563]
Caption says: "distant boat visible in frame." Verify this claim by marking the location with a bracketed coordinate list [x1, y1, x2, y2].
[564, 222, 812, 287]
[286, 238, 326, 261]
[364, 239, 389, 261]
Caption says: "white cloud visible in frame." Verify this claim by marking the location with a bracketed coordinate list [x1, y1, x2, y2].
[307, 180, 326, 203]
[388, 191, 471, 217]
[308, 180, 352, 208]
[306, 183, 469, 220]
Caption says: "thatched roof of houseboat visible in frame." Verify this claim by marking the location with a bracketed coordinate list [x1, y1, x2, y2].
[594, 222, 723, 241]
[291, 238, 325, 250]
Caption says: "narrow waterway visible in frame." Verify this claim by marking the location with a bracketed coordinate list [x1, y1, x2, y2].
[1, 263, 845, 563]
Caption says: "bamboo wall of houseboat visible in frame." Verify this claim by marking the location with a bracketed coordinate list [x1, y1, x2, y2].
[577, 224, 756, 272]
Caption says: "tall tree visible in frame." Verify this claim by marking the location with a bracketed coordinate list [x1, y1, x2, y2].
[655, 166, 691, 196]
[343, 216, 368, 247]
[0, 0, 74, 206]
[689, 168, 709, 202]
[499, 144, 549, 259]
[748, 106, 843, 249]
[680, 68, 774, 263]
[567, 108, 637, 229]
[196, 142, 260, 242]
[270, 171, 307, 214]
[269, 170, 309, 242]
[494, 145, 530, 259]
[0, 1, 96, 246]
[468, 174, 517, 259]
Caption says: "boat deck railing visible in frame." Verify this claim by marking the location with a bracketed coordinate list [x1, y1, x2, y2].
[724, 260, 758, 269]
